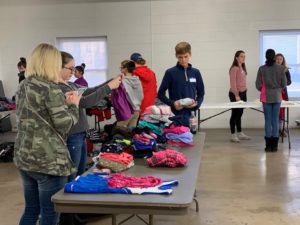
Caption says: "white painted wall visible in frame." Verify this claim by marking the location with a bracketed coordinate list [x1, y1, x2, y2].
[1, 0, 300, 128]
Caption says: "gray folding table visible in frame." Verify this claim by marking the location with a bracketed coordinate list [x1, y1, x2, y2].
[52, 132, 205, 225]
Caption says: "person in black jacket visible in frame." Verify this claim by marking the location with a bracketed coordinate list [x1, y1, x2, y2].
[158, 41, 205, 127]
[17, 57, 26, 83]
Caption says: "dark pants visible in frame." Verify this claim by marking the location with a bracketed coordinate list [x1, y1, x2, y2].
[67, 132, 87, 181]
[263, 102, 281, 138]
[229, 91, 247, 134]
[19, 170, 67, 225]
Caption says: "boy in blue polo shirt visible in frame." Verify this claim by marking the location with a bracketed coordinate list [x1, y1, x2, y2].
[158, 42, 205, 127]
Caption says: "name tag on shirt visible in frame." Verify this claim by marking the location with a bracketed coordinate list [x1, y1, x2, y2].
[189, 78, 196, 83]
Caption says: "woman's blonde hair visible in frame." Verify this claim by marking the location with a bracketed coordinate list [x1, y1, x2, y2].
[26, 43, 62, 82]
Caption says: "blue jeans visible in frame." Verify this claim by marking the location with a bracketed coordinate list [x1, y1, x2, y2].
[263, 102, 281, 138]
[19, 170, 67, 225]
[67, 132, 87, 181]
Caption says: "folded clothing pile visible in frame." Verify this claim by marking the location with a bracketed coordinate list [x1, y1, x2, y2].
[100, 138, 131, 154]
[147, 149, 188, 167]
[98, 152, 134, 172]
[133, 132, 157, 145]
[142, 105, 173, 126]
[163, 125, 193, 146]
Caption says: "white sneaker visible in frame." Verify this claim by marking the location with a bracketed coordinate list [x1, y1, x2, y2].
[237, 132, 251, 140]
[231, 134, 240, 143]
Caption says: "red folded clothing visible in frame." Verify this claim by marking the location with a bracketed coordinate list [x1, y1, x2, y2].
[147, 149, 188, 167]
[108, 173, 162, 188]
[100, 152, 133, 166]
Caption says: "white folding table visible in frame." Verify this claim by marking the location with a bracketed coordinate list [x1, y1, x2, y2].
[197, 101, 300, 150]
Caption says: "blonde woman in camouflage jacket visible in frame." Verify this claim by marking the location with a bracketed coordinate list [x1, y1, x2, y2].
[14, 43, 81, 225]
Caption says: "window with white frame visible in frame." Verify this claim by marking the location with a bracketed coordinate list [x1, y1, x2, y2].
[260, 31, 300, 99]
[56, 37, 108, 87]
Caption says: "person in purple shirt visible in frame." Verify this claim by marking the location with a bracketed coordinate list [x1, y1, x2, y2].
[74, 63, 88, 87]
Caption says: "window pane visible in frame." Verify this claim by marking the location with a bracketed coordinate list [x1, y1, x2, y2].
[56, 37, 108, 87]
[260, 31, 300, 99]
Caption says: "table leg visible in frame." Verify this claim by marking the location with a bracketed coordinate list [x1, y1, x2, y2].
[149, 215, 154, 225]
[287, 108, 291, 151]
[193, 190, 199, 212]
[197, 109, 200, 132]
[281, 108, 285, 143]
[112, 214, 117, 225]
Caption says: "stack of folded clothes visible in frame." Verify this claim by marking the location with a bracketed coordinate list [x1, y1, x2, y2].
[142, 105, 173, 126]
[147, 149, 188, 167]
[100, 138, 131, 154]
[132, 131, 157, 158]
[163, 124, 193, 147]
[97, 152, 134, 172]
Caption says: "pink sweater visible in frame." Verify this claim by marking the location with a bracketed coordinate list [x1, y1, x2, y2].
[229, 66, 247, 97]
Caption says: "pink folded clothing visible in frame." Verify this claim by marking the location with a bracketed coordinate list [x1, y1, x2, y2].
[100, 152, 133, 166]
[108, 173, 162, 188]
[147, 149, 188, 168]
[163, 125, 190, 134]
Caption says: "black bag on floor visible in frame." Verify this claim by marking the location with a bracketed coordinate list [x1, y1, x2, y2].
[59, 213, 87, 225]
[0, 142, 14, 162]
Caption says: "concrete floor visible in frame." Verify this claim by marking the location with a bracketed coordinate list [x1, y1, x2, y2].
[1, 129, 300, 225]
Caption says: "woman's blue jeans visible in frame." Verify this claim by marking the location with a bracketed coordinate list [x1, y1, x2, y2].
[263, 102, 281, 138]
[67, 132, 87, 181]
[19, 170, 67, 225]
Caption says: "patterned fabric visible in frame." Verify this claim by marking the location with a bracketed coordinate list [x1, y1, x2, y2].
[14, 76, 79, 176]
[108, 173, 162, 188]
[101, 142, 126, 154]
[147, 149, 188, 167]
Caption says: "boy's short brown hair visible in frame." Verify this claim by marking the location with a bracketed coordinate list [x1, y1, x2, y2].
[175, 42, 191, 55]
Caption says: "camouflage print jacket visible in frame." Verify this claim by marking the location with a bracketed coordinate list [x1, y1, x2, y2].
[14, 76, 79, 176]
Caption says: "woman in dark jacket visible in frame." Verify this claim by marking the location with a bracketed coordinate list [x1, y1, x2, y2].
[59, 51, 122, 181]
[256, 49, 287, 152]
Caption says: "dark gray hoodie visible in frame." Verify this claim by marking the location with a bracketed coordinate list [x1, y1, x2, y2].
[58, 82, 111, 135]
[122, 76, 144, 111]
